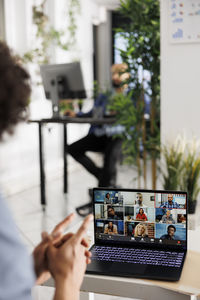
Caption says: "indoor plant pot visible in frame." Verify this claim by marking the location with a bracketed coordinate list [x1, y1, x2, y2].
[188, 199, 197, 214]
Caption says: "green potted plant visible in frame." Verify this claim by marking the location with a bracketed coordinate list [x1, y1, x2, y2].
[180, 142, 200, 214]
[162, 137, 200, 214]
[162, 139, 185, 190]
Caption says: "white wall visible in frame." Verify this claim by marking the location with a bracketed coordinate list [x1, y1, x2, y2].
[160, 0, 200, 144]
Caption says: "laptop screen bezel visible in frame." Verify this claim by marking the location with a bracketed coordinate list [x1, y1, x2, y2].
[92, 188, 187, 251]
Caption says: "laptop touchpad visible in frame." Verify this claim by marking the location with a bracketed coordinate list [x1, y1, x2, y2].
[88, 261, 113, 272]
[110, 263, 147, 275]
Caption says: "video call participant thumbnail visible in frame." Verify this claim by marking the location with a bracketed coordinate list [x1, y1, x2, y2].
[104, 192, 111, 204]
[125, 206, 135, 221]
[134, 223, 148, 238]
[134, 193, 147, 208]
[104, 191, 122, 205]
[160, 194, 180, 209]
[125, 222, 149, 237]
[107, 206, 123, 220]
[136, 208, 148, 221]
[160, 210, 175, 224]
[94, 190, 116, 204]
[160, 225, 180, 240]
[178, 214, 186, 223]
[104, 221, 118, 235]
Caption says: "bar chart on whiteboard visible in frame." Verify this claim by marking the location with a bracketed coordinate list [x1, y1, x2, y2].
[169, 0, 200, 43]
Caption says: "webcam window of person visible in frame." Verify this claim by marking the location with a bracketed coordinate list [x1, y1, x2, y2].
[104, 192, 112, 204]
[134, 223, 148, 238]
[134, 193, 147, 208]
[104, 221, 118, 235]
[178, 214, 186, 223]
[107, 205, 123, 220]
[160, 210, 175, 224]
[160, 194, 180, 209]
[107, 206, 120, 220]
[160, 225, 180, 240]
[136, 208, 148, 221]
[125, 206, 135, 221]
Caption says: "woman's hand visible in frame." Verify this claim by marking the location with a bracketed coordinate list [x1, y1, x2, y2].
[33, 213, 76, 284]
[33, 213, 92, 285]
[47, 215, 93, 299]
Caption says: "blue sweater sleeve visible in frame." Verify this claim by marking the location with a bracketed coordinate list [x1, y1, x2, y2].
[0, 194, 35, 300]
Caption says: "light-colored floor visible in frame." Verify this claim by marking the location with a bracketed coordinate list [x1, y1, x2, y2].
[4, 159, 200, 300]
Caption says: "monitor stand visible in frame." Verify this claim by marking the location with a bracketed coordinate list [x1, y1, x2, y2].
[52, 104, 59, 118]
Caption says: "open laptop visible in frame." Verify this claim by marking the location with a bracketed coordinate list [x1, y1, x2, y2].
[86, 188, 187, 281]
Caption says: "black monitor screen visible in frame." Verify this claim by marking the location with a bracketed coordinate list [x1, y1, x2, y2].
[93, 189, 187, 249]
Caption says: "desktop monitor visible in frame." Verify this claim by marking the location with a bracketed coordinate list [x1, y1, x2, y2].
[40, 62, 86, 116]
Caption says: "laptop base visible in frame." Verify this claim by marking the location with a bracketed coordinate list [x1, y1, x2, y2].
[86, 260, 183, 281]
[86, 244, 186, 281]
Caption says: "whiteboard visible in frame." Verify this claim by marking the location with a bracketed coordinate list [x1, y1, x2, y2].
[169, 0, 200, 43]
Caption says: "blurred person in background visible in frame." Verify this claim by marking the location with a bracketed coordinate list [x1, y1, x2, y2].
[67, 63, 129, 188]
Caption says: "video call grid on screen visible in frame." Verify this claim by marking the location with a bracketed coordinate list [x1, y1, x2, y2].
[93, 189, 187, 247]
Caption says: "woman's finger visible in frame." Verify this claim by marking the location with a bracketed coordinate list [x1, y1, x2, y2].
[85, 250, 92, 258]
[81, 237, 90, 248]
[51, 213, 75, 238]
[54, 233, 74, 247]
[86, 258, 91, 264]
[74, 215, 93, 243]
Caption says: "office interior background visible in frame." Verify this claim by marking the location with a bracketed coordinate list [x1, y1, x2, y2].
[1, 0, 200, 195]
[1, 0, 200, 298]
[0, 0, 200, 194]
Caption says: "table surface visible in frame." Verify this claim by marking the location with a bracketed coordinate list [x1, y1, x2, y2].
[29, 116, 116, 125]
[81, 251, 200, 299]
[44, 221, 200, 300]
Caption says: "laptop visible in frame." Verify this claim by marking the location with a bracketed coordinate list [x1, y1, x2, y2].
[86, 188, 187, 281]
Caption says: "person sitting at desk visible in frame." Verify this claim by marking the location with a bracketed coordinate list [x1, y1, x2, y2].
[66, 63, 129, 187]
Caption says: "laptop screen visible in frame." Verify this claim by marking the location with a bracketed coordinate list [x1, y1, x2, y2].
[93, 188, 187, 249]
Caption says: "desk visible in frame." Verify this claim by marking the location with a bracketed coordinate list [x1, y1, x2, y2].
[29, 117, 115, 207]
[44, 222, 200, 300]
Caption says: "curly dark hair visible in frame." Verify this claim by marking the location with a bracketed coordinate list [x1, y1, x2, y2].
[0, 41, 31, 139]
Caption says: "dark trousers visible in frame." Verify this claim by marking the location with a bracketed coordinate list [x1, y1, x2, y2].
[68, 134, 122, 187]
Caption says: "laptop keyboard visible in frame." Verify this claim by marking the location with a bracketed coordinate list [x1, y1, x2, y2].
[91, 246, 184, 268]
